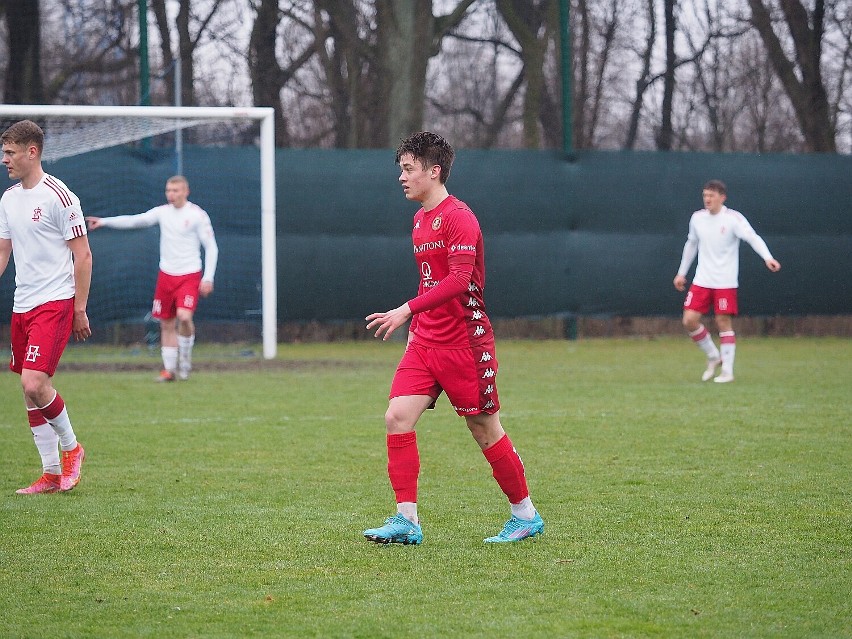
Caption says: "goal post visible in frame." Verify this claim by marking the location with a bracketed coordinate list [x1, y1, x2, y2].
[0, 104, 278, 359]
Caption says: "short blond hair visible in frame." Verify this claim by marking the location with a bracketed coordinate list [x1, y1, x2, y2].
[167, 175, 189, 188]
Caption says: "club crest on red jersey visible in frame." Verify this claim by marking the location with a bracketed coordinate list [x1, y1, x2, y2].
[431, 216, 442, 231]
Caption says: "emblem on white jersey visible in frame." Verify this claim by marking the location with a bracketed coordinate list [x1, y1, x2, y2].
[69, 210, 78, 220]
[480, 351, 492, 362]
[482, 367, 495, 378]
[431, 216, 442, 231]
[32, 207, 42, 222]
[26, 344, 41, 363]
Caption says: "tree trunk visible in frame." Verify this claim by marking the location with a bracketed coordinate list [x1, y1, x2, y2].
[656, 0, 676, 150]
[150, 0, 175, 105]
[376, 0, 433, 147]
[625, 0, 655, 149]
[3, 0, 43, 104]
[249, 0, 290, 146]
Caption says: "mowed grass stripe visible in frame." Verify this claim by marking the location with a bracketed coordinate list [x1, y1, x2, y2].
[0, 337, 849, 638]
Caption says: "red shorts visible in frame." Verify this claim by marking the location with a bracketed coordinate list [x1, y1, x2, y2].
[684, 285, 739, 316]
[152, 270, 202, 320]
[9, 298, 74, 376]
[390, 340, 500, 416]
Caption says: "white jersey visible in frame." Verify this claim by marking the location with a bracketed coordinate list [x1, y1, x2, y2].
[677, 206, 774, 289]
[0, 174, 87, 312]
[98, 202, 218, 281]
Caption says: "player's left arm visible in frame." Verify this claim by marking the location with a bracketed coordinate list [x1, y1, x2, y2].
[67, 235, 93, 341]
[198, 211, 218, 297]
[736, 216, 780, 272]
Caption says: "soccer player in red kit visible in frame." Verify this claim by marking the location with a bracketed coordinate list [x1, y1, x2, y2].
[674, 180, 781, 383]
[1, 120, 91, 494]
[364, 131, 544, 544]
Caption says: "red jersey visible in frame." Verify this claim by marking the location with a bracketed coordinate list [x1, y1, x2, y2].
[407, 195, 493, 348]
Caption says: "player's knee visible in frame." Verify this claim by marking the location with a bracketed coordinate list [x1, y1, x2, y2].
[20, 374, 48, 404]
[384, 407, 414, 433]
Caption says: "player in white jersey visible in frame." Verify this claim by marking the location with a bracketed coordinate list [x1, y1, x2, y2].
[86, 176, 218, 381]
[673, 180, 781, 383]
[0, 120, 90, 494]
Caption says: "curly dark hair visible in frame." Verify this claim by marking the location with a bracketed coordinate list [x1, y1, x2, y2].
[395, 131, 455, 184]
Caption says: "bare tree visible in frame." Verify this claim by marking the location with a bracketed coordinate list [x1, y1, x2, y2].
[148, 0, 231, 107]
[746, 0, 836, 151]
[494, 0, 557, 149]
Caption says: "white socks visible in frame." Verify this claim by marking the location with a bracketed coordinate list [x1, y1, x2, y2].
[397, 502, 418, 524]
[719, 331, 736, 375]
[31, 423, 60, 474]
[511, 497, 537, 521]
[178, 334, 195, 375]
[162, 345, 178, 373]
[689, 325, 721, 361]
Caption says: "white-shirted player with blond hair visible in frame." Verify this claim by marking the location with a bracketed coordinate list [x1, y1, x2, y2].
[86, 176, 218, 381]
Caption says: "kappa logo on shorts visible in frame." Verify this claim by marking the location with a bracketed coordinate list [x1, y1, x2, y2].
[26, 345, 41, 363]
[473, 326, 485, 336]
[482, 368, 495, 379]
[479, 351, 492, 362]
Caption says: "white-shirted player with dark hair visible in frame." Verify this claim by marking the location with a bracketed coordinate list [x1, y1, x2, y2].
[86, 177, 218, 381]
[674, 179, 782, 383]
[1, 119, 91, 494]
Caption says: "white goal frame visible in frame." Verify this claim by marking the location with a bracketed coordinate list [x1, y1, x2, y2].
[0, 104, 277, 359]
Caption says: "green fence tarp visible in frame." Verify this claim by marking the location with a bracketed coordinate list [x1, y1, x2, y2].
[2, 147, 850, 322]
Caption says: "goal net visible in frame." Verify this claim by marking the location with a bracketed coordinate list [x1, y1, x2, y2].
[0, 105, 277, 359]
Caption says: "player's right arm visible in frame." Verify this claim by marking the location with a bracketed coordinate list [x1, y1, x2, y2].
[86, 207, 161, 230]
[675, 216, 698, 290]
[0, 238, 11, 279]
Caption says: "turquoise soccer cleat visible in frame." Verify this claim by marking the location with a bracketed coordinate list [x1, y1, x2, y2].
[484, 512, 544, 543]
[363, 513, 423, 545]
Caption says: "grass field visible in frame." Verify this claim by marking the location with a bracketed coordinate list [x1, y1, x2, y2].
[0, 337, 849, 638]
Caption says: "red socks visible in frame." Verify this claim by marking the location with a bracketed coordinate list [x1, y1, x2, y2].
[387, 432, 420, 503]
[483, 434, 529, 504]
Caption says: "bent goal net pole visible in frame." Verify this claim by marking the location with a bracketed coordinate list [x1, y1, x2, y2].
[0, 104, 278, 360]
